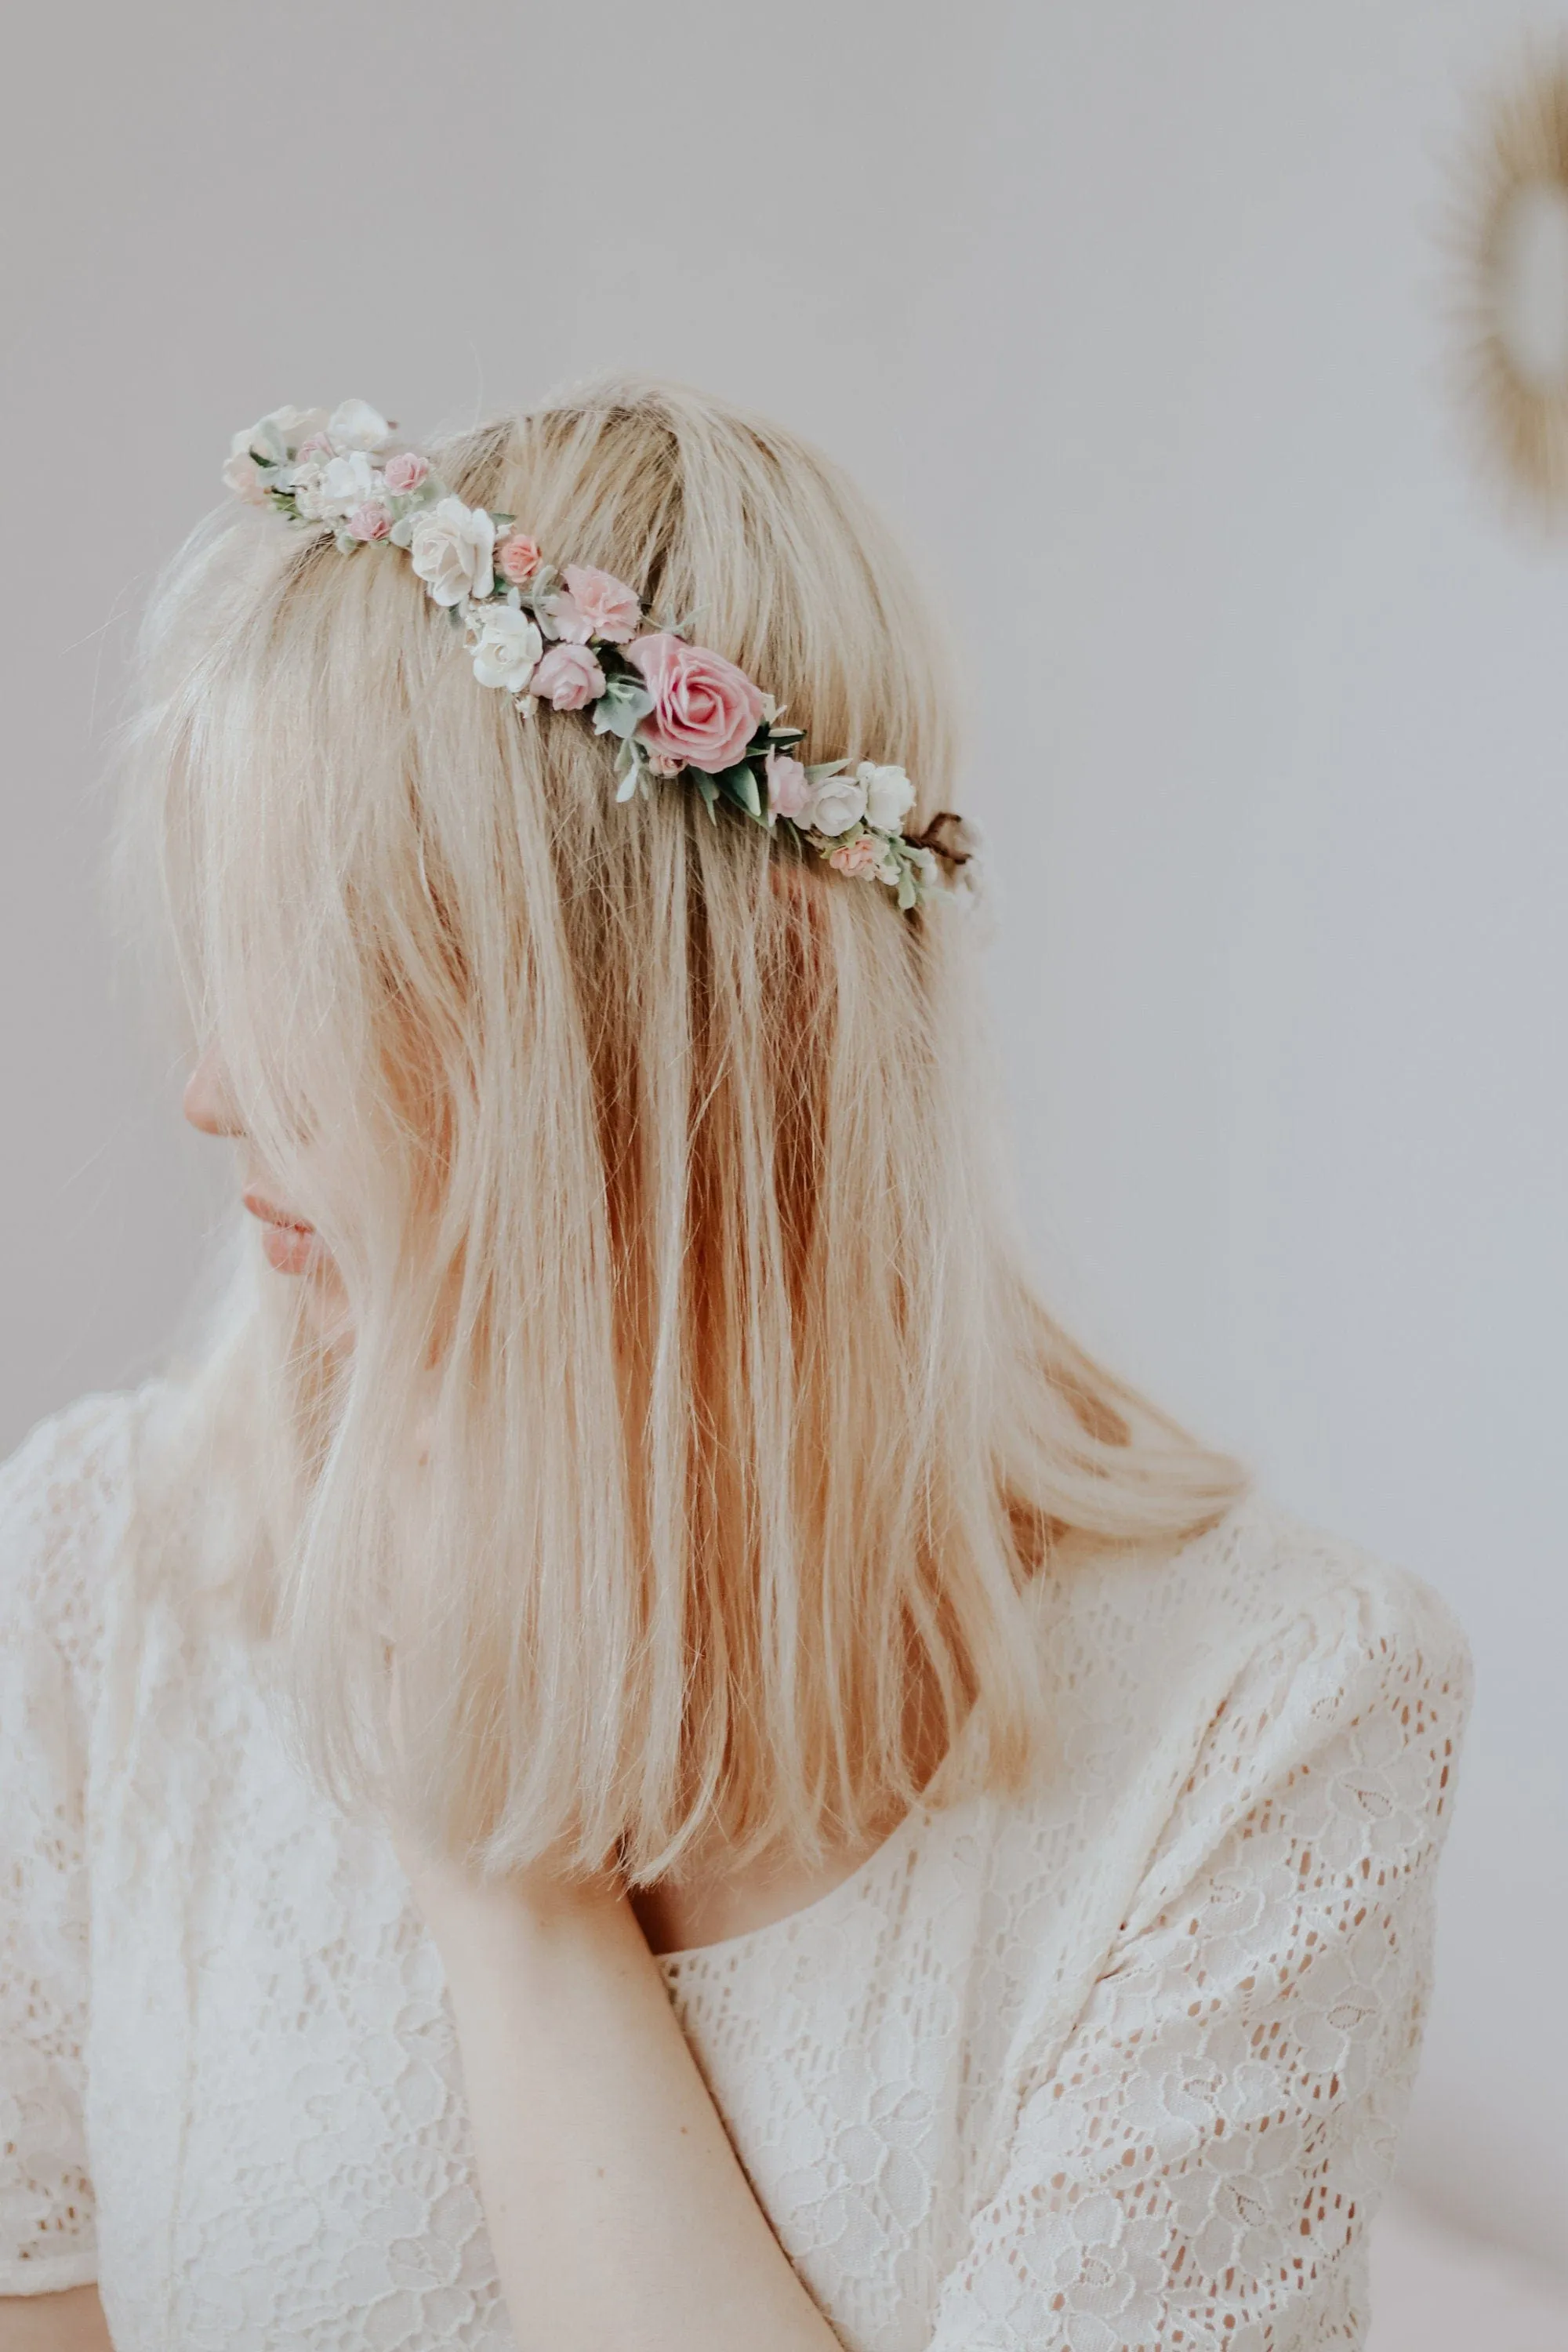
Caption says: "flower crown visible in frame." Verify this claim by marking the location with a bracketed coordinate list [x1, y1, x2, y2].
[223, 401, 981, 909]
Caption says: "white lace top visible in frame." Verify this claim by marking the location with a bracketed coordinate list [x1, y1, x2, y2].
[0, 1388, 1469, 2352]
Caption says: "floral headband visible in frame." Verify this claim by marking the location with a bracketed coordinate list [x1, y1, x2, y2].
[223, 401, 981, 909]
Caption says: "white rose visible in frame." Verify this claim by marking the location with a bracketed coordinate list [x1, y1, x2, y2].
[466, 604, 543, 694]
[328, 398, 393, 452]
[288, 457, 332, 521]
[238, 406, 330, 465]
[804, 770, 867, 837]
[858, 760, 915, 833]
[409, 496, 495, 608]
[317, 449, 383, 520]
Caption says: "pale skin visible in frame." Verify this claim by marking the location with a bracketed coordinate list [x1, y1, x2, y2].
[0, 1044, 931, 2352]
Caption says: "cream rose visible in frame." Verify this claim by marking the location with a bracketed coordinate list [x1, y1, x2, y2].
[318, 450, 383, 521]
[287, 457, 332, 521]
[238, 405, 329, 466]
[410, 497, 495, 608]
[858, 761, 915, 833]
[803, 770, 867, 837]
[327, 399, 393, 452]
[466, 604, 543, 694]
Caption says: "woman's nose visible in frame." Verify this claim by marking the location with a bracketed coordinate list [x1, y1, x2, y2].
[183, 1044, 244, 1138]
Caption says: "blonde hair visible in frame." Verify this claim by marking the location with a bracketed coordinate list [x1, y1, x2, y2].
[119, 376, 1247, 1879]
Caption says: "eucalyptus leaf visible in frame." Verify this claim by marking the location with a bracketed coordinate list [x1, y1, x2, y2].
[615, 738, 640, 804]
[805, 759, 849, 783]
[591, 677, 655, 739]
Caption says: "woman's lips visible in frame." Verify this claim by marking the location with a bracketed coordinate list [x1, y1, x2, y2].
[242, 1190, 325, 1277]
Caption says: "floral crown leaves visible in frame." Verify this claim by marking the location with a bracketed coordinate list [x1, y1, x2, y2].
[223, 401, 985, 911]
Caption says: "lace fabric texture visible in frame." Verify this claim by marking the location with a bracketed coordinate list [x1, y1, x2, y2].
[0, 1389, 1470, 2350]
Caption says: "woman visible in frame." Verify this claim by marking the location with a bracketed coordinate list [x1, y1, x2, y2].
[0, 380, 1468, 2352]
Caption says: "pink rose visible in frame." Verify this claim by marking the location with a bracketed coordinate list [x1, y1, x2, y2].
[531, 643, 606, 711]
[624, 633, 765, 774]
[764, 750, 811, 821]
[347, 503, 392, 542]
[220, 448, 269, 506]
[554, 564, 642, 644]
[829, 833, 883, 878]
[383, 451, 430, 494]
[496, 532, 543, 584]
[295, 432, 332, 460]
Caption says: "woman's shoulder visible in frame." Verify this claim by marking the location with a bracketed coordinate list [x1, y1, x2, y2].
[967, 1493, 1473, 1996]
[0, 1384, 165, 1678]
[1042, 1486, 1472, 1719]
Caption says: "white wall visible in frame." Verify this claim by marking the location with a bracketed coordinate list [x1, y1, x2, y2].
[2, 0, 1563, 2278]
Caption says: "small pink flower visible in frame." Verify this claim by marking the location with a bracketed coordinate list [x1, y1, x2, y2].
[624, 633, 765, 773]
[383, 451, 430, 494]
[347, 503, 392, 542]
[220, 449, 269, 506]
[764, 750, 811, 821]
[495, 532, 543, 584]
[554, 564, 642, 644]
[295, 432, 332, 460]
[531, 643, 606, 711]
[828, 833, 883, 878]
[648, 753, 684, 777]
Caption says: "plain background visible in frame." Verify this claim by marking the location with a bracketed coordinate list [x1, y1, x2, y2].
[2, 0, 1566, 2308]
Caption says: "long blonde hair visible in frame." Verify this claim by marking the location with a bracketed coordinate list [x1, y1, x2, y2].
[119, 376, 1246, 1878]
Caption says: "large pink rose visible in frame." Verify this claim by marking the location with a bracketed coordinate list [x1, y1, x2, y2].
[624, 633, 765, 774]
[554, 564, 641, 644]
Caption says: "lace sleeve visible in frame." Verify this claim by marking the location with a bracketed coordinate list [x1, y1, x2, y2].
[0, 1392, 140, 2295]
[925, 1565, 1471, 2351]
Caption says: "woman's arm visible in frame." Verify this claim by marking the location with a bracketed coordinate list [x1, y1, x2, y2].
[0, 2286, 113, 2351]
[405, 1853, 839, 2352]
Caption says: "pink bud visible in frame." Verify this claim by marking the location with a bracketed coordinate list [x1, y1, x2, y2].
[347, 503, 392, 542]
[496, 532, 543, 584]
[383, 452, 430, 494]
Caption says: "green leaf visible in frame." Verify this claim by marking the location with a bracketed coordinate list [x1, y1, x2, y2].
[708, 762, 763, 821]
[614, 738, 640, 803]
[590, 676, 655, 739]
[804, 759, 849, 783]
[693, 771, 720, 822]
